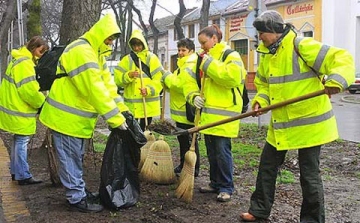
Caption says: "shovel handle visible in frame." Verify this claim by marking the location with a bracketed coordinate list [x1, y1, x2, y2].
[183, 89, 326, 135]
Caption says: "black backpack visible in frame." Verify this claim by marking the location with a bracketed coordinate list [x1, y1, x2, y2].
[35, 45, 67, 91]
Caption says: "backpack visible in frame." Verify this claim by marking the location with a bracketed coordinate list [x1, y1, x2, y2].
[35, 45, 67, 91]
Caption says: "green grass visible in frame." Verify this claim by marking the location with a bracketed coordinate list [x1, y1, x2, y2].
[277, 169, 295, 184]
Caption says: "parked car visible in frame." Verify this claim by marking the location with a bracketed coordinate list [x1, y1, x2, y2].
[348, 72, 360, 94]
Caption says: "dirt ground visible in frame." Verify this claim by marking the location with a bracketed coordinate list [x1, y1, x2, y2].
[1, 119, 360, 223]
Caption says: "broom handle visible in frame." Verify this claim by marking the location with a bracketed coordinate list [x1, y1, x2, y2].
[160, 90, 166, 121]
[189, 72, 206, 148]
[139, 58, 148, 128]
[185, 89, 326, 135]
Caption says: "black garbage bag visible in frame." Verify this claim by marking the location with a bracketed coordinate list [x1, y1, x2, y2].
[99, 113, 146, 210]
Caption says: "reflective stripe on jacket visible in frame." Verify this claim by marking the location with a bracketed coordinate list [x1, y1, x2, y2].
[39, 14, 126, 138]
[253, 30, 355, 150]
[163, 53, 197, 124]
[114, 30, 168, 118]
[0, 46, 45, 135]
[183, 42, 247, 137]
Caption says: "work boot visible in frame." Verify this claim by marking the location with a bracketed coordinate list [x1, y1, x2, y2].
[70, 198, 104, 213]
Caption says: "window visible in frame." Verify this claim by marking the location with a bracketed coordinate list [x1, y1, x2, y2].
[234, 39, 248, 55]
[174, 28, 178, 41]
[188, 24, 195, 38]
[303, 31, 313, 37]
[212, 19, 220, 26]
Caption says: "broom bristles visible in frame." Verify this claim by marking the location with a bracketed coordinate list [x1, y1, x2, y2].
[139, 137, 176, 184]
[138, 141, 155, 170]
[175, 148, 197, 203]
[138, 130, 156, 170]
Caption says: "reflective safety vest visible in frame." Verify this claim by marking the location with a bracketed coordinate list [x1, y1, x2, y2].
[253, 30, 355, 150]
[114, 30, 169, 119]
[0, 46, 45, 135]
[183, 42, 247, 138]
[162, 53, 197, 125]
[39, 14, 127, 138]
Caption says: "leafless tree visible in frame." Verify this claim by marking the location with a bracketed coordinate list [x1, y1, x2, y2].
[0, 0, 16, 79]
[59, 0, 102, 44]
[199, 0, 210, 30]
[148, 0, 159, 55]
[41, 0, 62, 47]
[174, 0, 186, 40]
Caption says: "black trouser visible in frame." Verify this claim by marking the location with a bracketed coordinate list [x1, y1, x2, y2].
[249, 142, 324, 223]
[139, 117, 152, 132]
[175, 122, 200, 175]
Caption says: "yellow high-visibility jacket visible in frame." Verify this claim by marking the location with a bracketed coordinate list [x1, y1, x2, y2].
[39, 14, 128, 138]
[0, 46, 45, 135]
[114, 30, 169, 119]
[162, 53, 197, 125]
[183, 42, 247, 137]
[253, 30, 355, 150]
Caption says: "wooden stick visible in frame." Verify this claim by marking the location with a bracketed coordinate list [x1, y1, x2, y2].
[176, 89, 326, 135]
[139, 58, 148, 128]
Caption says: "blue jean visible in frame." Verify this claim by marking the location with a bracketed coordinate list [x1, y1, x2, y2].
[204, 135, 234, 194]
[10, 134, 32, 180]
[51, 130, 87, 204]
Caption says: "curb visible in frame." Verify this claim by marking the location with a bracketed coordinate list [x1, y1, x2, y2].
[341, 95, 360, 104]
[0, 138, 31, 222]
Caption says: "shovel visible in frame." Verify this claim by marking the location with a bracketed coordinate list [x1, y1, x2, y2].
[154, 89, 325, 136]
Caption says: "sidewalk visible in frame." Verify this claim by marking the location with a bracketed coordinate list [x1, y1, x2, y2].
[0, 138, 31, 223]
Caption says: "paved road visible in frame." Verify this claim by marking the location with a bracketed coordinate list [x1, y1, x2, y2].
[163, 91, 360, 143]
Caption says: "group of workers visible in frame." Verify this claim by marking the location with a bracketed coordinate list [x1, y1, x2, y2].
[0, 10, 355, 223]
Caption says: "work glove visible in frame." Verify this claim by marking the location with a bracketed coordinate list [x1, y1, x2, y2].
[194, 96, 205, 109]
[118, 121, 128, 130]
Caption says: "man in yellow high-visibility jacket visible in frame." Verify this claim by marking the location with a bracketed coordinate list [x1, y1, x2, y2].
[39, 14, 128, 213]
[240, 10, 355, 223]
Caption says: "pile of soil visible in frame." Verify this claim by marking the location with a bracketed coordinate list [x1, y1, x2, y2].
[0, 119, 359, 223]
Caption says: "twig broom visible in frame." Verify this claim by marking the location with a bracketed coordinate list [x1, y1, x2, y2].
[138, 59, 175, 184]
[175, 72, 205, 203]
[139, 135, 176, 184]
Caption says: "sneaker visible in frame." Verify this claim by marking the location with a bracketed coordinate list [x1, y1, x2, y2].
[217, 192, 231, 202]
[18, 177, 43, 185]
[70, 198, 104, 213]
[85, 188, 100, 203]
[199, 185, 218, 193]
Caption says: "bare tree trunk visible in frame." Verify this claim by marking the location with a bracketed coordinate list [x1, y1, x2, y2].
[0, 0, 16, 80]
[59, 0, 101, 44]
[149, 0, 159, 54]
[174, 0, 186, 40]
[127, 0, 148, 37]
[41, 129, 61, 186]
[199, 0, 210, 30]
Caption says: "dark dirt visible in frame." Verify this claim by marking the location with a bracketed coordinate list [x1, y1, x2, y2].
[1, 118, 360, 223]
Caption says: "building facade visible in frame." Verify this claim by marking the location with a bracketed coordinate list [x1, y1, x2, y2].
[147, 0, 360, 89]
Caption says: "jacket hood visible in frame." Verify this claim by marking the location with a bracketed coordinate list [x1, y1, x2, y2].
[11, 46, 32, 60]
[82, 13, 120, 50]
[128, 30, 149, 53]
